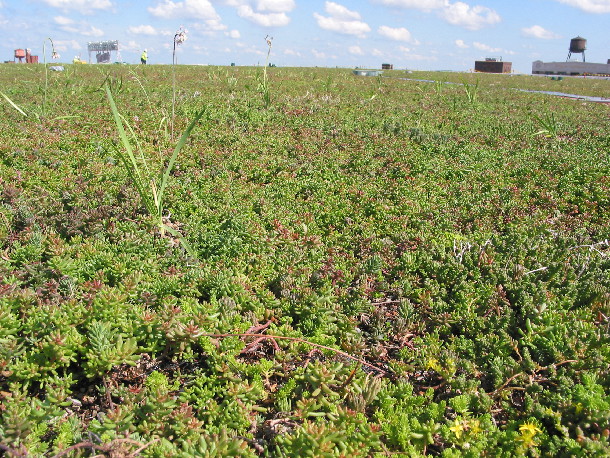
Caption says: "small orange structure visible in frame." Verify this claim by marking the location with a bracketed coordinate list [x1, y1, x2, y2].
[14, 49, 38, 63]
[14, 49, 26, 63]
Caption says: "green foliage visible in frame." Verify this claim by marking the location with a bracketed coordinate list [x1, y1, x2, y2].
[273, 408, 381, 457]
[0, 65, 609, 456]
[83, 321, 139, 377]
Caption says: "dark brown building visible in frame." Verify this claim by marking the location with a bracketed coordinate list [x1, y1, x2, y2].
[474, 60, 512, 73]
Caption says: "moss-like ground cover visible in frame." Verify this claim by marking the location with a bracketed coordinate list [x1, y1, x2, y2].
[1, 64, 610, 456]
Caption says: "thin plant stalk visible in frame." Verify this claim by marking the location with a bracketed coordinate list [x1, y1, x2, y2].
[171, 27, 188, 140]
[42, 38, 60, 119]
[172, 40, 176, 140]
[261, 35, 273, 107]
[263, 35, 273, 87]
[129, 69, 169, 141]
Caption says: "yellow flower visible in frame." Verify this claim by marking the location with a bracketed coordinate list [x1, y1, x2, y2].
[426, 358, 440, 371]
[519, 422, 542, 436]
[469, 419, 482, 436]
[450, 419, 465, 439]
[518, 421, 542, 448]
[517, 432, 538, 448]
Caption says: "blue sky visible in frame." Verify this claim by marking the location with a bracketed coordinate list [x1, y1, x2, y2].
[1, 0, 609, 72]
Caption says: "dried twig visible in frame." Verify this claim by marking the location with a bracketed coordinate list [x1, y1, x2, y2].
[524, 266, 548, 275]
[490, 360, 578, 397]
[102, 376, 115, 410]
[490, 371, 524, 396]
[0, 443, 28, 457]
[371, 299, 402, 306]
[202, 332, 387, 375]
[571, 239, 609, 256]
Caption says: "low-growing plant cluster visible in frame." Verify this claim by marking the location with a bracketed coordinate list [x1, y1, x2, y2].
[1, 63, 610, 456]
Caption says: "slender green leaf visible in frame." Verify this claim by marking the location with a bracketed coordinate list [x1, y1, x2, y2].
[1, 91, 27, 117]
[157, 108, 206, 214]
[105, 85, 156, 216]
[118, 112, 150, 176]
[52, 115, 81, 120]
[162, 223, 197, 260]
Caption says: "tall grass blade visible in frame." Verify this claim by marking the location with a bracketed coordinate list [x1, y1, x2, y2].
[156, 108, 206, 214]
[105, 85, 155, 216]
[106, 84, 204, 259]
[1, 91, 27, 117]
[532, 113, 558, 138]
[118, 112, 150, 176]
[463, 79, 479, 104]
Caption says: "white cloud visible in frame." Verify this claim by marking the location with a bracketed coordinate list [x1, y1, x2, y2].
[312, 49, 327, 59]
[554, 0, 610, 13]
[206, 18, 228, 30]
[227, 29, 241, 38]
[378, 25, 413, 42]
[314, 2, 371, 37]
[53, 39, 83, 52]
[222, 0, 295, 26]
[375, 0, 501, 30]
[148, 0, 219, 20]
[455, 39, 469, 48]
[40, 0, 112, 14]
[399, 46, 438, 61]
[284, 48, 301, 56]
[473, 42, 502, 53]
[374, 0, 445, 11]
[440, 2, 500, 30]
[325, 1, 362, 20]
[128, 25, 158, 35]
[122, 40, 141, 52]
[53, 16, 104, 36]
[53, 15, 73, 26]
[408, 54, 438, 61]
[372, 48, 384, 56]
[237, 5, 290, 26]
[522, 25, 561, 39]
[349, 45, 364, 55]
[255, 0, 296, 12]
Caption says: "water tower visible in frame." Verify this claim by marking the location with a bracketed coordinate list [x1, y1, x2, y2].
[567, 36, 586, 62]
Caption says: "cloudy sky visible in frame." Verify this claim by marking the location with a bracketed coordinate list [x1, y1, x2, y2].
[1, 0, 609, 72]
